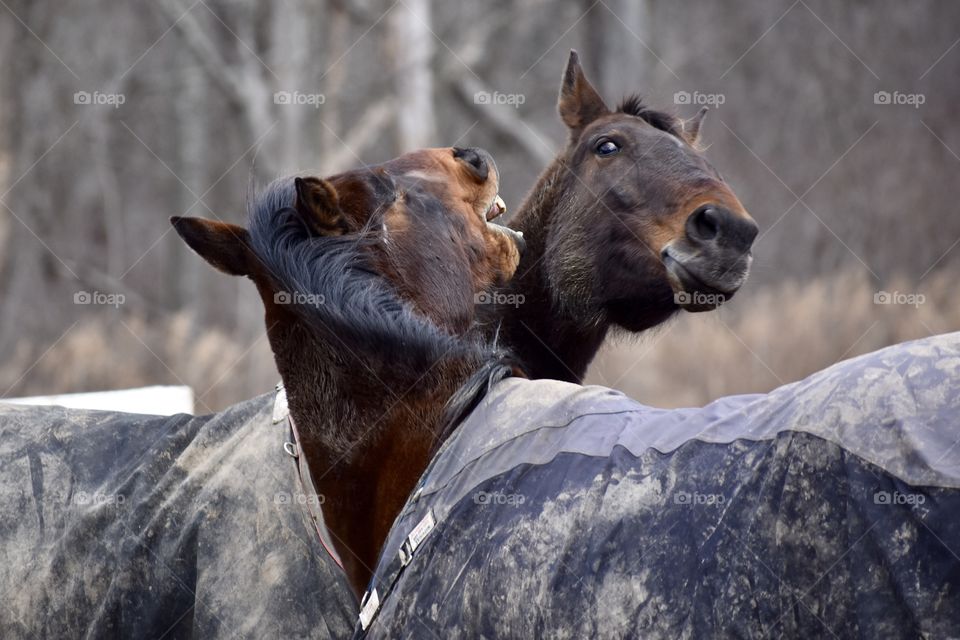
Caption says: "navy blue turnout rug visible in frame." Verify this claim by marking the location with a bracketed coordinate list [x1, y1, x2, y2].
[358, 333, 960, 639]
[0, 389, 356, 639]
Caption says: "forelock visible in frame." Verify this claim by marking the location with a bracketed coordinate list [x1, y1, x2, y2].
[616, 94, 683, 138]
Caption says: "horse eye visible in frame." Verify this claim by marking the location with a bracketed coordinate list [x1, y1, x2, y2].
[595, 139, 620, 156]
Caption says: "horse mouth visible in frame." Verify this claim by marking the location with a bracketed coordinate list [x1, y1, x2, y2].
[662, 249, 748, 312]
[484, 195, 525, 254]
[484, 194, 507, 221]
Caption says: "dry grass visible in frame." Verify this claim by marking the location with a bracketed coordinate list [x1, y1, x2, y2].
[0, 312, 278, 413]
[2, 269, 956, 413]
[587, 269, 959, 407]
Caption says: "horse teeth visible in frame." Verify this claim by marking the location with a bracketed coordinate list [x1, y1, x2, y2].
[486, 195, 508, 221]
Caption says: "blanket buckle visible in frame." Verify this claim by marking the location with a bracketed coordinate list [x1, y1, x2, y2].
[398, 509, 435, 567]
[358, 588, 380, 630]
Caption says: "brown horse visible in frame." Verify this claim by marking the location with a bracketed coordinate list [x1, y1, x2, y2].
[172, 147, 523, 599]
[484, 51, 758, 382]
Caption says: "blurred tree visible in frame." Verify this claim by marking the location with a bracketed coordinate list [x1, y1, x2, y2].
[389, 0, 437, 149]
[0, 0, 958, 406]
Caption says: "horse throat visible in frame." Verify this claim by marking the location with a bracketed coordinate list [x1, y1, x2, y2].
[269, 319, 483, 598]
[491, 159, 609, 383]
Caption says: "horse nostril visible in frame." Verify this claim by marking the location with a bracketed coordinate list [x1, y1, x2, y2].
[453, 147, 488, 180]
[685, 205, 759, 252]
[687, 205, 720, 242]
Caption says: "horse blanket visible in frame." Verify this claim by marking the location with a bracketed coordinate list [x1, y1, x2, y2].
[0, 389, 356, 639]
[358, 333, 960, 639]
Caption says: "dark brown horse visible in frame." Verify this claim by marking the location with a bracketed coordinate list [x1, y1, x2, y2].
[173, 147, 523, 598]
[484, 51, 758, 382]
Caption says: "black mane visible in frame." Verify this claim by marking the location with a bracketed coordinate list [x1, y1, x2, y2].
[245, 178, 515, 396]
[617, 94, 683, 138]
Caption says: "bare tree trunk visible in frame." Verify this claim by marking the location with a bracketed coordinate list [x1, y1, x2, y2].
[172, 54, 209, 311]
[389, 0, 436, 149]
[582, 0, 651, 96]
[272, 0, 310, 171]
[91, 112, 124, 277]
[0, 2, 71, 354]
[320, 0, 349, 172]
[582, 0, 607, 95]
[602, 0, 650, 93]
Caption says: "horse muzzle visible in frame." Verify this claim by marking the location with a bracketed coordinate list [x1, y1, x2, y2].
[662, 204, 758, 311]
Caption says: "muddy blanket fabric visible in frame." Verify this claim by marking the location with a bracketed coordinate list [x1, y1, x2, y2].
[0, 391, 356, 639]
[360, 333, 960, 639]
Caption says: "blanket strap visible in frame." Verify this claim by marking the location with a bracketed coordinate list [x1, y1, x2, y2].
[355, 376, 480, 634]
[274, 384, 345, 572]
[358, 509, 437, 632]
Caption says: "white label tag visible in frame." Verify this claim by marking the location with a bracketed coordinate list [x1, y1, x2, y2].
[358, 588, 380, 630]
[406, 510, 436, 554]
[272, 387, 289, 423]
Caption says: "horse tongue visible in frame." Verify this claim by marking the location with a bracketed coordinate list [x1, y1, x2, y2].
[486, 195, 507, 221]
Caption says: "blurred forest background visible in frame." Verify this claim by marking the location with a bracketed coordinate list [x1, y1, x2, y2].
[1, 0, 959, 412]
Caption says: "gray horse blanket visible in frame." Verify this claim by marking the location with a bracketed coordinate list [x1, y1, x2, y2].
[359, 333, 960, 639]
[0, 390, 356, 639]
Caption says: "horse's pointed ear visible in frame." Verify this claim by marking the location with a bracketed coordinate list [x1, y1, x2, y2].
[558, 50, 609, 137]
[170, 216, 253, 276]
[294, 176, 350, 237]
[683, 107, 708, 147]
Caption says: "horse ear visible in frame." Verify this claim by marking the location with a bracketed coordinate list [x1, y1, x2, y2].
[558, 50, 609, 137]
[294, 177, 350, 237]
[683, 107, 708, 147]
[170, 216, 253, 276]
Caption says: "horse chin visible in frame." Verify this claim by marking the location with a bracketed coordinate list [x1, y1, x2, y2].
[676, 293, 726, 313]
[604, 288, 680, 333]
[662, 253, 743, 313]
[671, 282, 738, 312]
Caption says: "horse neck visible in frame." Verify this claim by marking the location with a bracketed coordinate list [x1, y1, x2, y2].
[495, 158, 608, 383]
[271, 321, 475, 598]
